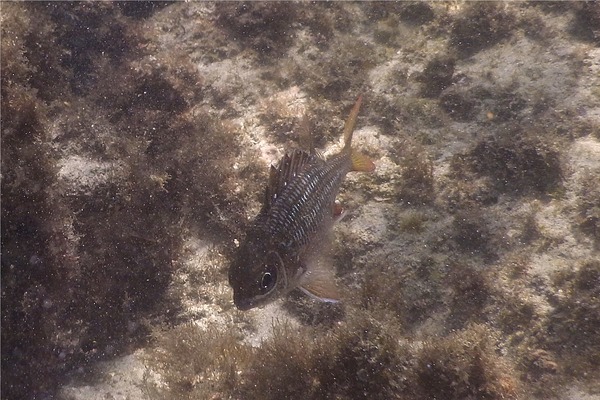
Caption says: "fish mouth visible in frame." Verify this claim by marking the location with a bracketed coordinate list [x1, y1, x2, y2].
[234, 296, 255, 311]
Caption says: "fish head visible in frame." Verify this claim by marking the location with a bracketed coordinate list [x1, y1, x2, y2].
[228, 241, 290, 311]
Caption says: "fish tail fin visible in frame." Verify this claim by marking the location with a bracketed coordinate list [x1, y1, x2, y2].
[343, 95, 375, 173]
[350, 149, 376, 172]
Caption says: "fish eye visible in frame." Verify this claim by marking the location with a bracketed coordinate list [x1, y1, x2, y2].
[259, 266, 278, 294]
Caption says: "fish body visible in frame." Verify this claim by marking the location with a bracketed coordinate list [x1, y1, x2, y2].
[228, 97, 374, 310]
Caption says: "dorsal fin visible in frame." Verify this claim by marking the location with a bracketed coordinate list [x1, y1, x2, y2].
[265, 149, 313, 208]
[298, 114, 315, 153]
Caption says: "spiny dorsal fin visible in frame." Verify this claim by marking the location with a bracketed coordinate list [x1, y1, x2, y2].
[298, 114, 315, 153]
[265, 149, 313, 208]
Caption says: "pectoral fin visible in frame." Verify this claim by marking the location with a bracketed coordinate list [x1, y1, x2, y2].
[300, 267, 340, 303]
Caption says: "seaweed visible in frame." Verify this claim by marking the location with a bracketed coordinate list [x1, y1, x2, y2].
[215, 2, 297, 63]
[452, 135, 563, 198]
[450, 3, 516, 58]
[1, 68, 65, 399]
[396, 140, 435, 206]
[570, 1, 600, 43]
[451, 211, 493, 258]
[439, 89, 478, 122]
[118, 2, 172, 20]
[398, 211, 428, 234]
[417, 55, 456, 98]
[398, 3, 435, 26]
[310, 312, 414, 400]
[360, 257, 445, 331]
[1, 3, 247, 398]
[2, 5, 82, 397]
[145, 315, 520, 400]
[445, 262, 492, 331]
[576, 170, 600, 248]
[545, 260, 600, 380]
[144, 323, 253, 398]
[416, 324, 520, 400]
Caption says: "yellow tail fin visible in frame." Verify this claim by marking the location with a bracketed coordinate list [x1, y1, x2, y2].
[351, 150, 375, 172]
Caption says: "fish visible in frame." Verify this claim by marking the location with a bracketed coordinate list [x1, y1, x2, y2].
[228, 96, 375, 311]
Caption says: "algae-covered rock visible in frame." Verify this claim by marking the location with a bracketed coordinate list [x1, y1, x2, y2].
[2, 2, 599, 399]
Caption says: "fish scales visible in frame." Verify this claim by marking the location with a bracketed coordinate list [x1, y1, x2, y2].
[259, 151, 352, 250]
[228, 96, 374, 310]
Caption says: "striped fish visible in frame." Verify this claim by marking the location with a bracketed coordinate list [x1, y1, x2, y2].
[228, 96, 374, 310]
